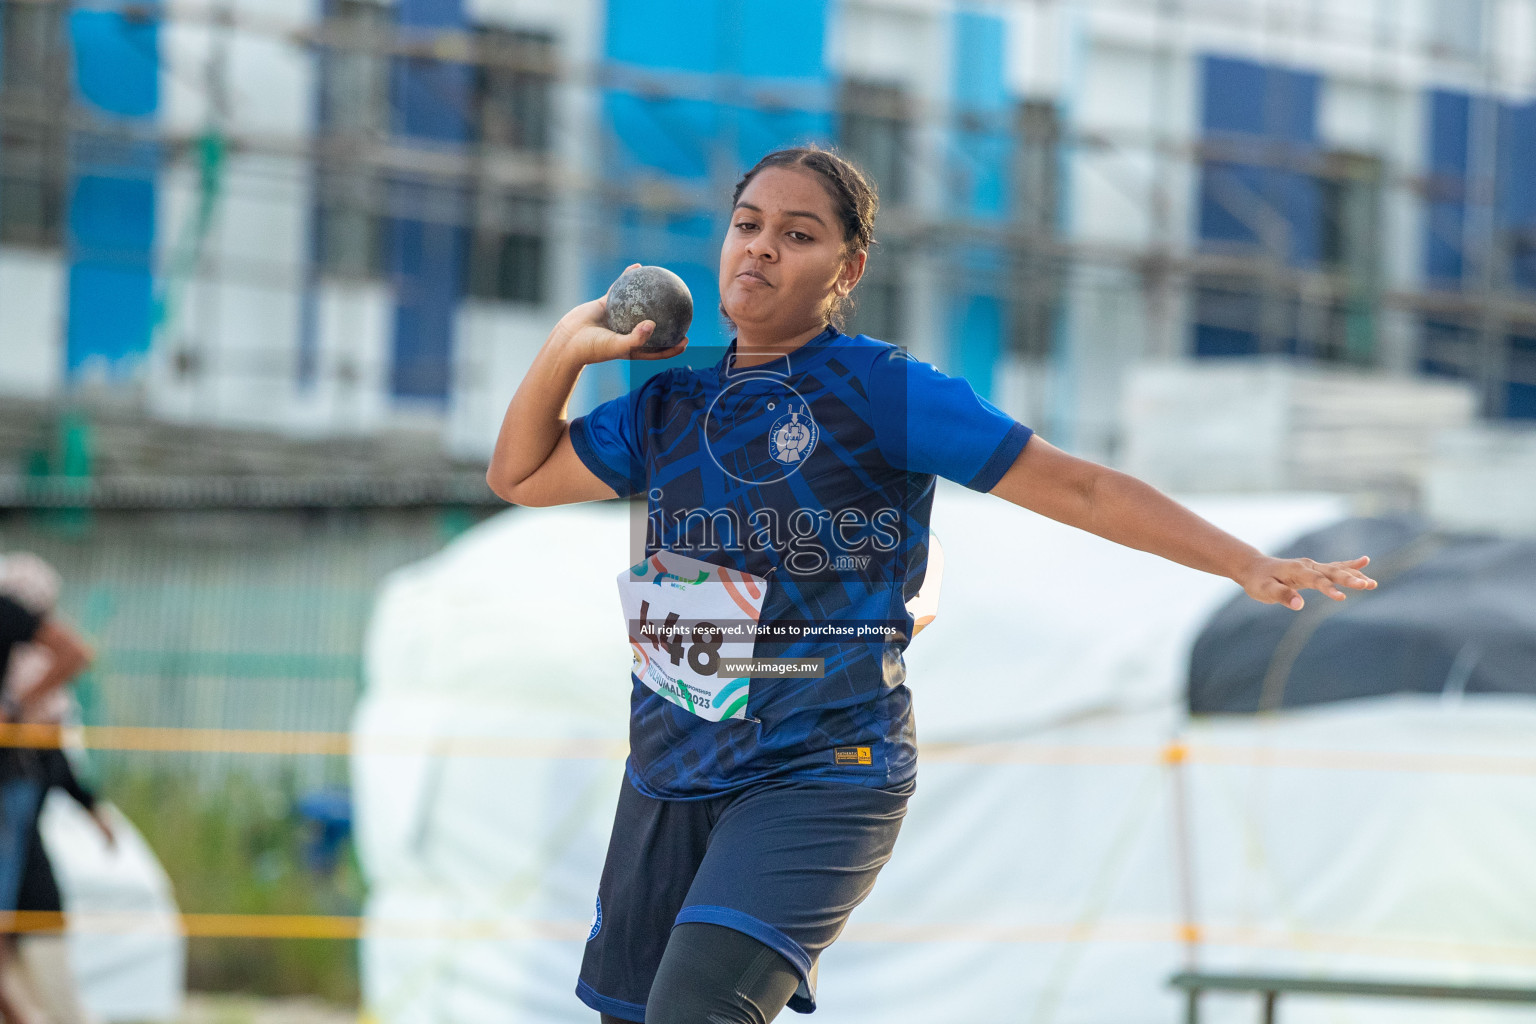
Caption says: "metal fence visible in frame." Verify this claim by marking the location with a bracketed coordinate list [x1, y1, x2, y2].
[1, 505, 486, 788]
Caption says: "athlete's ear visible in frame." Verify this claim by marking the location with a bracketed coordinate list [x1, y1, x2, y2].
[835, 249, 867, 297]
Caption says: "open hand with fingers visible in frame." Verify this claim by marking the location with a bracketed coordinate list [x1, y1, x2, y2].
[1235, 554, 1377, 611]
[556, 263, 690, 365]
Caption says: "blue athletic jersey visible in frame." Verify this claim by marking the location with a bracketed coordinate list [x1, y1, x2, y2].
[570, 326, 1032, 799]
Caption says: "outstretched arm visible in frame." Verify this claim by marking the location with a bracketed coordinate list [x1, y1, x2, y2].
[989, 436, 1376, 610]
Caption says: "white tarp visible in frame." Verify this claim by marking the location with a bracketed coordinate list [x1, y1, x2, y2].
[41, 791, 185, 1021]
[355, 484, 1536, 1023]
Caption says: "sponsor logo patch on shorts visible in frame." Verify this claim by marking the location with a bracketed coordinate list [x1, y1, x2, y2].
[834, 746, 873, 766]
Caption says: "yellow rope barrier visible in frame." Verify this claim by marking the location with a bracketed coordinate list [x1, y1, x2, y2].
[4, 725, 1536, 775]
[4, 911, 1536, 966]
[3, 732, 1530, 954]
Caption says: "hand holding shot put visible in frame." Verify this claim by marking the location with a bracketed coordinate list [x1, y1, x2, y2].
[559, 263, 692, 365]
[486, 263, 691, 508]
[605, 264, 694, 352]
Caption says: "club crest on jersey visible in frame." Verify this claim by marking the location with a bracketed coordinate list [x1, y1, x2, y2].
[768, 404, 818, 466]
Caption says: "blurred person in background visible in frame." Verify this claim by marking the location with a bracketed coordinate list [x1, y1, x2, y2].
[0, 554, 99, 1024]
[488, 144, 1376, 1024]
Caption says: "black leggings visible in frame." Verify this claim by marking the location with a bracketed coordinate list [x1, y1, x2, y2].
[599, 922, 801, 1024]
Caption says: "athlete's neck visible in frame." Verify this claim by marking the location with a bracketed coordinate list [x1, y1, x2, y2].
[733, 321, 830, 369]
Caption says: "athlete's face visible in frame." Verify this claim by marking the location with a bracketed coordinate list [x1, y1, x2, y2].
[720, 166, 865, 337]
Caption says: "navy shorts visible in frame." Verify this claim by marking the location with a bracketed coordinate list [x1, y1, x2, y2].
[576, 771, 914, 1020]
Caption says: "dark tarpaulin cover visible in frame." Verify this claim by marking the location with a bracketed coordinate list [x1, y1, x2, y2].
[1188, 516, 1536, 714]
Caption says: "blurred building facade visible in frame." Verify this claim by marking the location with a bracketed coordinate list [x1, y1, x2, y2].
[2, 0, 1535, 467]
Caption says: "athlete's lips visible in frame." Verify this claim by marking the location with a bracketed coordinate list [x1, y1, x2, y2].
[736, 269, 772, 286]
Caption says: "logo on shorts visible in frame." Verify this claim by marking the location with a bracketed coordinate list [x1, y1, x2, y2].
[588, 895, 602, 941]
[834, 746, 873, 766]
[768, 405, 818, 466]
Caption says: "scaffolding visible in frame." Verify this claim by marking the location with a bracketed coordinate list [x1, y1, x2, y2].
[1, 0, 1535, 424]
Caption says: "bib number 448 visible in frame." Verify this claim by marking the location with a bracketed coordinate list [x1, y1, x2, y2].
[617, 550, 767, 723]
[636, 600, 725, 676]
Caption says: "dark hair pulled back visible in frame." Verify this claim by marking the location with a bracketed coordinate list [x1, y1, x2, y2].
[725, 144, 879, 332]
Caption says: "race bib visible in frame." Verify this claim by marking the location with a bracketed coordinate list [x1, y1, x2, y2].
[618, 550, 767, 722]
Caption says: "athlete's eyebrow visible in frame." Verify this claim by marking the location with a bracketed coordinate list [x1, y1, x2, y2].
[733, 202, 828, 228]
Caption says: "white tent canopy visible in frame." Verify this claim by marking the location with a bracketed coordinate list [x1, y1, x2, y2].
[354, 485, 1536, 1023]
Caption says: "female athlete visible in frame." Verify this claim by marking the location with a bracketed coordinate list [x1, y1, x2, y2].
[487, 145, 1376, 1024]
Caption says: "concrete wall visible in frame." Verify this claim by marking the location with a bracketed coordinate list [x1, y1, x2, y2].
[1122, 359, 1478, 496]
[1425, 425, 1536, 536]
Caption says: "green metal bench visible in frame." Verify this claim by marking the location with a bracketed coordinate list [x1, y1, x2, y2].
[1171, 971, 1536, 1023]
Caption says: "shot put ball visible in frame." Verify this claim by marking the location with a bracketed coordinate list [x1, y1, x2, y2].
[605, 265, 693, 352]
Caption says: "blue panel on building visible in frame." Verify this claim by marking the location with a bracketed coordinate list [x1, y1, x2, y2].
[64, 7, 159, 378]
[952, 133, 1010, 221]
[1426, 89, 1471, 175]
[605, 95, 835, 181]
[395, 61, 474, 142]
[398, 0, 462, 28]
[69, 8, 159, 117]
[66, 263, 155, 369]
[1509, 332, 1536, 419]
[1498, 100, 1536, 292]
[951, 294, 1002, 400]
[1422, 204, 1467, 285]
[954, 9, 1009, 115]
[1194, 54, 1321, 357]
[1197, 54, 1321, 266]
[1202, 54, 1318, 142]
[733, 105, 834, 171]
[1202, 56, 1267, 136]
[393, 7, 473, 147]
[386, 0, 469, 403]
[951, 7, 1010, 219]
[603, 0, 833, 177]
[735, 0, 828, 80]
[394, 0, 472, 143]
[1197, 161, 1264, 248]
[599, 0, 834, 359]
[68, 174, 155, 252]
[1418, 89, 1536, 419]
[945, 7, 1010, 397]
[390, 217, 466, 401]
[1498, 102, 1536, 223]
[606, 0, 722, 73]
[1269, 66, 1319, 144]
[603, 93, 719, 179]
[1424, 89, 1470, 285]
[1276, 167, 1323, 267]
